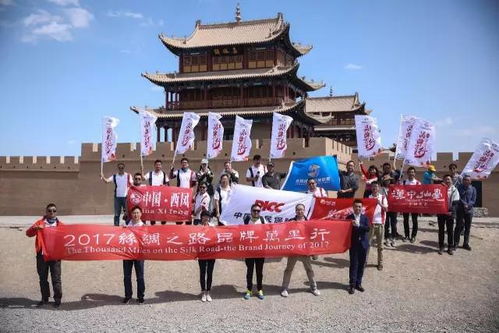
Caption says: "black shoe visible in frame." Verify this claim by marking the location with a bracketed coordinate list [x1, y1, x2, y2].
[355, 285, 365, 292]
[447, 248, 454, 255]
[463, 244, 471, 251]
[438, 248, 443, 255]
[123, 297, 131, 304]
[36, 299, 49, 307]
[138, 298, 145, 304]
[348, 286, 355, 294]
[402, 237, 409, 242]
[410, 237, 416, 243]
[53, 300, 61, 308]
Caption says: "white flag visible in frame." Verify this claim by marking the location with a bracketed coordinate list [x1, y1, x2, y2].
[207, 112, 224, 159]
[176, 112, 200, 154]
[461, 138, 499, 179]
[139, 110, 158, 157]
[395, 115, 418, 160]
[404, 118, 436, 167]
[354, 115, 382, 158]
[101, 116, 119, 163]
[270, 113, 293, 159]
[230, 116, 253, 162]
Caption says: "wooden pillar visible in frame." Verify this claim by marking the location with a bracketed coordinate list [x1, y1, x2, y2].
[163, 126, 168, 142]
[156, 124, 161, 142]
[273, 45, 277, 66]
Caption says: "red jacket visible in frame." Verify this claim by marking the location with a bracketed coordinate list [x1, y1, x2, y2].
[26, 218, 64, 253]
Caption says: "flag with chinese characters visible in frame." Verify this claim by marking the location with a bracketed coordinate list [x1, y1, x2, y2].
[461, 138, 499, 179]
[139, 110, 158, 156]
[354, 115, 382, 158]
[176, 112, 201, 154]
[404, 118, 436, 167]
[310, 198, 377, 222]
[127, 185, 193, 221]
[207, 112, 224, 159]
[270, 113, 293, 159]
[230, 116, 253, 162]
[395, 115, 418, 160]
[101, 116, 119, 163]
[387, 184, 448, 214]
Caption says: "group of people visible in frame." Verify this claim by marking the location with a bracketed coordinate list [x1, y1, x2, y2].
[26, 157, 477, 307]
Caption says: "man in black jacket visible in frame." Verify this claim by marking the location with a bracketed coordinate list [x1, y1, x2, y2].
[348, 199, 370, 294]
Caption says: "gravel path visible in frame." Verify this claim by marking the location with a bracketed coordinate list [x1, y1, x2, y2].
[1, 218, 498, 332]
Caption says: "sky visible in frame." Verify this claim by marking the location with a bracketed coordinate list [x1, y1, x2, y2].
[0, 0, 498, 157]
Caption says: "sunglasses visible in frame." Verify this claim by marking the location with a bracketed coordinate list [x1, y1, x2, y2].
[47, 209, 57, 213]
[252, 209, 261, 213]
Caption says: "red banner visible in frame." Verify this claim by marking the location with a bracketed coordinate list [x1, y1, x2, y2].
[126, 186, 192, 221]
[310, 198, 377, 222]
[386, 184, 448, 214]
[40, 220, 352, 261]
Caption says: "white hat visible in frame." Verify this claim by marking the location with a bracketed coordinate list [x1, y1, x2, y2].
[201, 158, 209, 164]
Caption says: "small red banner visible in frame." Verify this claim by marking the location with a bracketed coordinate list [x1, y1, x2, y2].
[41, 220, 352, 261]
[126, 186, 192, 221]
[387, 184, 448, 214]
[310, 198, 377, 222]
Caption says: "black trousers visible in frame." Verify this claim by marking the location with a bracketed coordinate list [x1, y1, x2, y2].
[437, 214, 454, 248]
[123, 260, 145, 299]
[403, 213, 418, 238]
[198, 259, 216, 291]
[36, 252, 62, 301]
[349, 245, 367, 287]
[384, 212, 398, 239]
[455, 210, 472, 247]
[245, 258, 265, 291]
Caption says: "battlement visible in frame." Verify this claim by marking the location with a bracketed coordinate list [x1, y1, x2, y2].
[0, 155, 79, 171]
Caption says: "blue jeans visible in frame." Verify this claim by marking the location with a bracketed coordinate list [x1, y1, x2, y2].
[123, 260, 145, 299]
[114, 197, 127, 226]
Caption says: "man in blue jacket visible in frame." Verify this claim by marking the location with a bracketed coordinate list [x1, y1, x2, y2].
[454, 175, 476, 251]
[348, 199, 370, 294]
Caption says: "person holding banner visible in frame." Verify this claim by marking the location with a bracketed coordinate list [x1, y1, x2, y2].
[243, 203, 266, 300]
[220, 161, 239, 184]
[359, 161, 380, 198]
[307, 177, 327, 197]
[367, 182, 388, 271]
[262, 162, 287, 190]
[196, 159, 214, 196]
[123, 206, 146, 304]
[246, 155, 267, 188]
[214, 174, 233, 226]
[193, 182, 211, 225]
[143, 160, 169, 225]
[348, 199, 370, 294]
[281, 204, 320, 297]
[198, 211, 216, 302]
[437, 175, 460, 255]
[101, 162, 133, 226]
[454, 175, 476, 251]
[338, 160, 359, 198]
[401, 167, 421, 243]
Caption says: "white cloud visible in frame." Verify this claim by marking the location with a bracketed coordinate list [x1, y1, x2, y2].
[344, 63, 363, 70]
[0, 0, 14, 6]
[67, 139, 77, 145]
[435, 117, 454, 127]
[64, 7, 93, 28]
[459, 125, 495, 137]
[47, 0, 79, 6]
[24, 9, 62, 26]
[31, 21, 73, 41]
[107, 10, 144, 19]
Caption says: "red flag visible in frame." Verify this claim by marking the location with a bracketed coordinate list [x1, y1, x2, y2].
[310, 198, 377, 222]
[387, 184, 448, 214]
[127, 186, 192, 221]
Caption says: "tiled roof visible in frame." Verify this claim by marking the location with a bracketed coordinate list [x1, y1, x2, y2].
[304, 94, 363, 113]
[159, 13, 311, 56]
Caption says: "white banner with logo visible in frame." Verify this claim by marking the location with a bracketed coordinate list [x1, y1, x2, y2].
[230, 116, 253, 162]
[395, 115, 418, 160]
[207, 112, 224, 159]
[220, 184, 314, 225]
[461, 138, 499, 179]
[270, 112, 293, 159]
[404, 118, 436, 167]
[176, 112, 201, 154]
[101, 116, 119, 163]
[354, 115, 382, 158]
[139, 110, 158, 157]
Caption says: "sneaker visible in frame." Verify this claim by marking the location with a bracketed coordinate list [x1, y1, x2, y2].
[355, 285, 365, 292]
[390, 239, 396, 247]
[123, 297, 131, 304]
[463, 244, 472, 251]
[243, 290, 252, 300]
[206, 292, 212, 302]
[402, 236, 408, 243]
[448, 248, 454, 255]
[438, 248, 443, 255]
[201, 292, 207, 302]
[53, 300, 61, 308]
[36, 299, 49, 307]
[138, 298, 145, 304]
[384, 240, 389, 247]
[410, 237, 416, 243]
[257, 290, 264, 300]
[311, 288, 321, 296]
[280, 289, 289, 297]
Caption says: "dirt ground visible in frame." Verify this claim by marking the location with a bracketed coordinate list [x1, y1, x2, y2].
[0, 217, 498, 332]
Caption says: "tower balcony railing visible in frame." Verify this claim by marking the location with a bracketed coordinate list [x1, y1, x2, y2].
[166, 97, 295, 110]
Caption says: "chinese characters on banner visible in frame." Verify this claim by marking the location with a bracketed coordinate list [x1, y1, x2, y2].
[281, 156, 341, 192]
[139, 111, 158, 157]
[395, 115, 418, 160]
[176, 112, 201, 154]
[354, 115, 382, 158]
[40, 220, 352, 261]
[461, 138, 499, 180]
[309, 198, 377, 222]
[270, 112, 293, 159]
[127, 186, 193, 221]
[207, 112, 224, 159]
[101, 116, 119, 163]
[230, 116, 253, 162]
[387, 184, 448, 214]
[220, 184, 314, 224]
[404, 118, 436, 166]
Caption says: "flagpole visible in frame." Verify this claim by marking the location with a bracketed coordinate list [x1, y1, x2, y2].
[393, 114, 403, 170]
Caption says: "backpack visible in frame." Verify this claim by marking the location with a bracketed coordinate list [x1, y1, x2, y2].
[148, 171, 168, 186]
[113, 173, 130, 196]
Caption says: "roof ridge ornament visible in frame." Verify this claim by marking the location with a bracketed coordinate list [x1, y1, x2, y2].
[235, 3, 241, 23]
[329, 86, 333, 97]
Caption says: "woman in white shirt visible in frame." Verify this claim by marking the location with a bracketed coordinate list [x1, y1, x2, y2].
[123, 206, 145, 304]
[214, 174, 233, 226]
[193, 182, 211, 225]
[198, 211, 216, 302]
